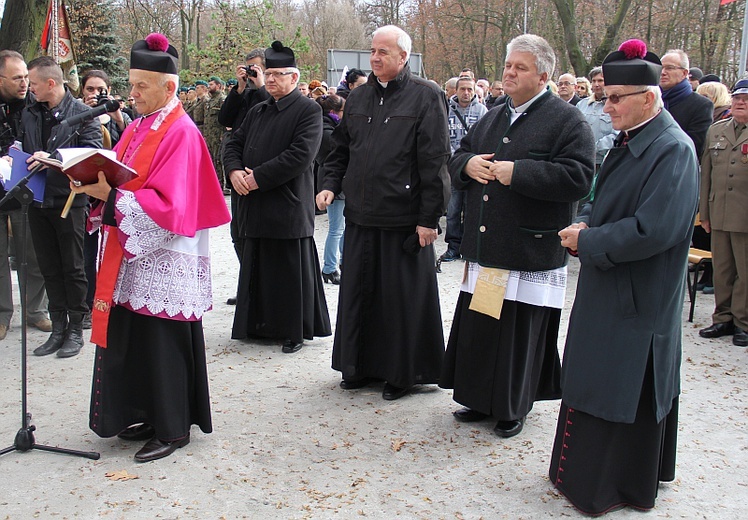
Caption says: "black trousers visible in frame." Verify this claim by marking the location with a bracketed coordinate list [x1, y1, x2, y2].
[28, 205, 88, 314]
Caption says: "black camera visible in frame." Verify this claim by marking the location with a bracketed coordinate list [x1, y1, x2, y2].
[95, 87, 109, 106]
[243, 66, 257, 78]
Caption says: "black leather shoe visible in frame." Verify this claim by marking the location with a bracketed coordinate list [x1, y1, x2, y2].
[494, 417, 525, 438]
[226, 296, 237, 305]
[733, 327, 748, 347]
[453, 407, 489, 422]
[339, 377, 374, 390]
[699, 322, 735, 338]
[382, 382, 410, 401]
[118, 423, 156, 441]
[282, 340, 303, 353]
[134, 434, 190, 462]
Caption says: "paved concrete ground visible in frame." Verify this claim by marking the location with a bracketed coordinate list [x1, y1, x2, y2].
[0, 212, 746, 519]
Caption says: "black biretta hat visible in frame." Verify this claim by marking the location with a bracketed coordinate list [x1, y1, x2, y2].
[130, 33, 179, 74]
[265, 41, 296, 69]
[602, 40, 662, 86]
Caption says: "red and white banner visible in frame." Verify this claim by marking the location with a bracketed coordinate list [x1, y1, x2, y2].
[41, 0, 79, 91]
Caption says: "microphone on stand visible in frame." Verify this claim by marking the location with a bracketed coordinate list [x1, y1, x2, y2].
[59, 99, 120, 128]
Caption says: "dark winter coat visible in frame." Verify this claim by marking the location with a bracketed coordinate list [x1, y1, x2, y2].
[20, 89, 102, 209]
[665, 90, 713, 158]
[217, 84, 270, 130]
[223, 88, 322, 239]
[449, 90, 595, 271]
[320, 65, 451, 229]
[561, 110, 699, 423]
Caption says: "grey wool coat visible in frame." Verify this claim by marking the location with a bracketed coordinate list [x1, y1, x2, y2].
[561, 109, 699, 424]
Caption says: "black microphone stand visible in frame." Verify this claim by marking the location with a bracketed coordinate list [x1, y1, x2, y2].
[0, 127, 100, 460]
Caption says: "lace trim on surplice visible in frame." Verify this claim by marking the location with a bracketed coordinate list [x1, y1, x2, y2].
[112, 191, 212, 319]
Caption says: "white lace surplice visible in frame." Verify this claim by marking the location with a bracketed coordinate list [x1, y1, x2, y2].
[461, 261, 567, 310]
[111, 191, 212, 320]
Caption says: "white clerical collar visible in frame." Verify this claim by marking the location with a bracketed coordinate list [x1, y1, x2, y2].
[510, 86, 548, 113]
[377, 78, 389, 88]
[622, 109, 661, 135]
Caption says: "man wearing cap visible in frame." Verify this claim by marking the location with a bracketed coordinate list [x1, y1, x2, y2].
[688, 67, 703, 91]
[224, 41, 331, 354]
[188, 79, 208, 129]
[439, 34, 594, 437]
[317, 25, 450, 401]
[72, 33, 230, 462]
[698, 79, 748, 347]
[550, 40, 699, 514]
[659, 49, 713, 158]
[204, 76, 227, 190]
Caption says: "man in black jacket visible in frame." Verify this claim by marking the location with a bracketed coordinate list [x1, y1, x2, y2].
[317, 25, 451, 401]
[0, 50, 51, 341]
[659, 50, 713, 159]
[439, 34, 594, 438]
[218, 48, 270, 305]
[21, 56, 102, 358]
[224, 41, 330, 354]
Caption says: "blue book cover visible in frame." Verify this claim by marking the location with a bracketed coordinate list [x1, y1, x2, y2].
[7, 147, 46, 203]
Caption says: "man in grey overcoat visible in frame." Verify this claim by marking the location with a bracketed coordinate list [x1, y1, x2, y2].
[549, 40, 699, 515]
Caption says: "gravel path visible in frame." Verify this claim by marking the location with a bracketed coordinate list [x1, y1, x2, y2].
[0, 211, 746, 519]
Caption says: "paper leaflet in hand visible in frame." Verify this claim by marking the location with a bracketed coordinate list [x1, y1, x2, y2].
[7, 147, 46, 203]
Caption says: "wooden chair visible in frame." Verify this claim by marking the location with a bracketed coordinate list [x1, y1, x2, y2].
[687, 247, 712, 322]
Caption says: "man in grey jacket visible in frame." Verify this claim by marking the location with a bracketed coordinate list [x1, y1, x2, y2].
[440, 77, 488, 263]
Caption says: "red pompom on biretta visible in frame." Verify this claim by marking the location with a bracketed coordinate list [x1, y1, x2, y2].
[145, 33, 170, 53]
[618, 39, 647, 60]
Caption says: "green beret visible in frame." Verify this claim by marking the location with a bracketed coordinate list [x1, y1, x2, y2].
[194, 80, 208, 87]
[226, 78, 238, 86]
[188, 86, 196, 91]
[209, 76, 224, 85]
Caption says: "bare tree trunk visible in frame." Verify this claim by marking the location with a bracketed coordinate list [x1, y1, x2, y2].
[0, 0, 50, 60]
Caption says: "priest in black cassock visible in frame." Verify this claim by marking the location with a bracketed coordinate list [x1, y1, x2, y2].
[224, 41, 331, 353]
[439, 34, 595, 438]
[551, 40, 698, 514]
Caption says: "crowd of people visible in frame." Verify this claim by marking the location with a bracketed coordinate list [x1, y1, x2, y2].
[0, 22, 744, 516]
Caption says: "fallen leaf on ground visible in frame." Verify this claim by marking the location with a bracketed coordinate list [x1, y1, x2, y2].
[105, 470, 138, 481]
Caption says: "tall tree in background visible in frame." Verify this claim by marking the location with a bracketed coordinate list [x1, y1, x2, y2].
[0, 0, 49, 59]
[68, 0, 129, 92]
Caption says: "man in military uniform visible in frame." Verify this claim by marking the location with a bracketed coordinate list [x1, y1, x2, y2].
[204, 76, 227, 190]
[184, 86, 196, 118]
[191, 80, 208, 131]
[699, 78, 748, 347]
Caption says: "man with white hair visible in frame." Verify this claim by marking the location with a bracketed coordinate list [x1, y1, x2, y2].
[439, 34, 594, 438]
[224, 41, 331, 355]
[317, 25, 451, 401]
[659, 49, 712, 158]
[73, 33, 231, 462]
[557, 73, 581, 105]
[551, 39, 698, 514]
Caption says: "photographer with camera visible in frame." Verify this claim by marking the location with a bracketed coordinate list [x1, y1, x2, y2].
[0, 50, 52, 340]
[218, 49, 269, 132]
[218, 48, 270, 305]
[80, 70, 131, 148]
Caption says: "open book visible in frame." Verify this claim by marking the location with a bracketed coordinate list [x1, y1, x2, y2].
[34, 148, 138, 187]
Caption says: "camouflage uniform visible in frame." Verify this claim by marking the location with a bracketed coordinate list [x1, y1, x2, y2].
[189, 94, 207, 129]
[203, 90, 227, 188]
